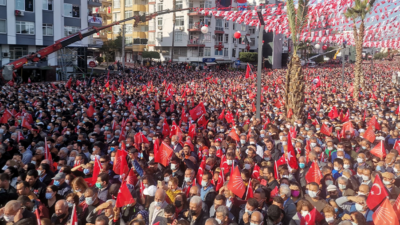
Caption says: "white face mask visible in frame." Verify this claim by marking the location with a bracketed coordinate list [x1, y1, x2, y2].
[227, 160, 233, 165]
[301, 210, 309, 217]
[4, 215, 15, 222]
[325, 217, 334, 223]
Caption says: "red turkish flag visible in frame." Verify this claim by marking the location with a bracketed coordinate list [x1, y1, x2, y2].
[197, 114, 208, 129]
[156, 141, 173, 167]
[196, 156, 206, 186]
[17, 131, 24, 142]
[228, 128, 240, 142]
[252, 164, 260, 180]
[188, 124, 196, 139]
[218, 109, 225, 120]
[245, 179, 254, 200]
[300, 208, 324, 225]
[245, 64, 251, 79]
[263, 117, 271, 130]
[69, 93, 74, 103]
[251, 102, 256, 112]
[367, 174, 389, 210]
[341, 121, 355, 138]
[116, 181, 135, 207]
[305, 161, 323, 185]
[169, 121, 178, 138]
[372, 198, 399, 225]
[287, 108, 293, 119]
[341, 109, 350, 122]
[393, 193, 400, 220]
[86, 105, 95, 117]
[111, 95, 116, 105]
[368, 116, 381, 130]
[126, 169, 138, 186]
[70, 204, 78, 225]
[162, 118, 170, 138]
[66, 77, 72, 89]
[394, 140, 400, 155]
[189, 102, 206, 121]
[92, 158, 102, 185]
[155, 101, 160, 111]
[181, 110, 188, 123]
[364, 126, 376, 143]
[274, 156, 286, 179]
[105, 80, 110, 88]
[320, 124, 332, 136]
[370, 140, 386, 160]
[328, 106, 339, 119]
[215, 168, 225, 192]
[0, 109, 12, 124]
[22, 117, 32, 130]
[134, 132, 149, 150]
[44, 138, 54, 172]
[113, 150, 127, 175]
[227, 166, 246, 198]
[286, 132, 298, 169]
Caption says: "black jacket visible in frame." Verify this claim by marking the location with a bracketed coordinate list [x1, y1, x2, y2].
[186, 210, 209, 225]
[31, 179, 47, 202]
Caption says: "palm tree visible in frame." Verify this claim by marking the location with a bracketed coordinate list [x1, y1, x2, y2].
[344, 0, 375, 99]
[285, 0, 309, 122]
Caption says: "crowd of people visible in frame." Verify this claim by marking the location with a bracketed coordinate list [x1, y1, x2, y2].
[0, 58, 399, 225]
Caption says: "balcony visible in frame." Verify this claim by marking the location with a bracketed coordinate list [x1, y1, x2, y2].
[88, 15, 103, 27]
[88, 0, 102, 7]
[98, 7, 111, 17]
[130, 45, 146, 52]
[188, 11, 201, 16]
[188, 23, 201, 32]
[214, 27, 224, 34]
[187, 39, 205, 47]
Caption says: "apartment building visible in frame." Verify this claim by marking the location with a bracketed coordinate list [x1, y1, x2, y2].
[0, 0, 92, 71]
[147, 0, 284, 68]
[107, 0, 149, 63]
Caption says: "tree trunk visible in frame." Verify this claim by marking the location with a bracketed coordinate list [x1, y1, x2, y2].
[285, 54, 305, 122]
[358, 22, 365, 91]
[353, 24, 360, 99]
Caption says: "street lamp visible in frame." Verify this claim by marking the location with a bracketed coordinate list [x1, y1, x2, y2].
[256, 7, 265, 120]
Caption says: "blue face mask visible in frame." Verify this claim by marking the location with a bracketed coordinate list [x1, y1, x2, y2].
[47, 126, 51, 130]
[110, 147, 115, 152]
[299, 163, 305, 169]
[83, 169, 90, 175]
[106, 134, 112, 139]
[45, 193, 53, 199]
[53, 180, 60, 186]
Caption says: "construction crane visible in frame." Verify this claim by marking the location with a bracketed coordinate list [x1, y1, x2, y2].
[0, 8, 190, 82]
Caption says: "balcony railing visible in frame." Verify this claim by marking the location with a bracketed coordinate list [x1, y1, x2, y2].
[215, 27, 224, 31]
[187, 39, 205, 45]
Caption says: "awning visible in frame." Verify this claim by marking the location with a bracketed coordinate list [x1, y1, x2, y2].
[205, 62, 217, 65]
[217, 61, 233, 64]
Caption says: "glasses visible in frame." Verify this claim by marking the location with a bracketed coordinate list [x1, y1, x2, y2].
[100, 161, 106, 163]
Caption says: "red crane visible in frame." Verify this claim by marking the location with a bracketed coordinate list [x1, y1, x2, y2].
[1, 8, 189, 81]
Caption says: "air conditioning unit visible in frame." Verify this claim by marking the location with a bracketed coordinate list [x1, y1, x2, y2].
[158, 26, 163, 30]
[15, 10, 24, 16]
[178, 27, 184, 31]
[2, 52, 9, 58]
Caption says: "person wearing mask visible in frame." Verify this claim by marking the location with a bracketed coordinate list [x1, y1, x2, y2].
[200, 171, 217, 209]
[18, 140, 32, 165]
[382, 171, 400, 199]
[335, 195, 373, 223]
[332, 158, 344, 180]
[37, 163, 53, 186]
[52, 172, 72, 198]
[360, 168, 373, 189]
[280, 184, 297, 224]
[337, 176, 355, 196]
[215, 205, 233, 225]
[87, 199, 123, 225]
[96, 173, 112, 202]
[44, 185, 63, 217]
[322, 205, 342, 225]
[0, 200, 36, 224]
[0, 173, 17, 197]
[266, 205, 284, 225]
[51, 200, 71, 225]
[238, 198, 259, 225]
[261, 166, 279, 191]
[170, 158, 184, 187]
[171, 135, 183, 153]
[153, 204, 176, 225]
[82, 187, 105, 224]
[185, 196, 208, 225]
[209, 195, 236, 222]
[25, 169, 47, 202]
[149, 189, 168, 224]
[304, 182, 327, 212]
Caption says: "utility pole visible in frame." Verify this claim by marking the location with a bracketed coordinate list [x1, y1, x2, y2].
[170, 0, 176, 64]
[122, 24, 125, 70]
[256, 8, 265, 119]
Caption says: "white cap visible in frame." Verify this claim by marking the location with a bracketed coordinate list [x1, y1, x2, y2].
[143, 185, 157, 196]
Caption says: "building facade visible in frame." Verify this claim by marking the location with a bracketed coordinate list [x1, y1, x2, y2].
[147, 0, 283, 68]
[108, 0, 149, 63]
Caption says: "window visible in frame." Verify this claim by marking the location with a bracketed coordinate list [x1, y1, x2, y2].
[250, 38, 255, 46]
[125, 37, 133, 46]
[140, 39, 148, 44]
[175, 31, 182, 42]
[112, 25, 121, 33]
[216, 34, 223, 42]
[0, 0, 5, 5]
[232, 48, 236, 57]
[199, 48, 204, 57]
[204, 47, 211, 56]
[64, 26, 80, 37]
[224, 20, 229, 29]
[134, 11, 140, 16]
[224, 34, 229, 43]
[125, 0, 132, 6]
[249, 28, 255, 34]
[0, 20, 6, 33]
[224, 48, 228, 57]
[113, 0, 120, 8]
[16, 0, 33, 11]
[157, 3, 163, 11]
[176, 0, 183, 9]
[10, 46, 28, 60]
[157, 17, 163, 26]
[205, 1, 212, 8]
[215, 48, 223, 56]
[157, 32, 162, 41]
[43, 0, 52, 10]
[233, 23, 236, 30]
[64, 4, 79, 17]
[113, 12, 120, 21]
[140, 25, 148, 32]
[134, 38, 140, 44]
[126, 24, 133, 34]
[199, 1, 204, 8]
[201, 32, 211, 42]
[175, 16, 184, 26]
[216, 19, 223, 30]
[241, 24, 246, 32]
[16, 21, 35, 35]
[125, 11, 133, 18]
[43, 24, 53, 36]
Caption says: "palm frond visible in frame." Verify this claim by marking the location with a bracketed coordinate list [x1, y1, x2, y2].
[286, 0, 297, 44]
[295, 0, 309, 35]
